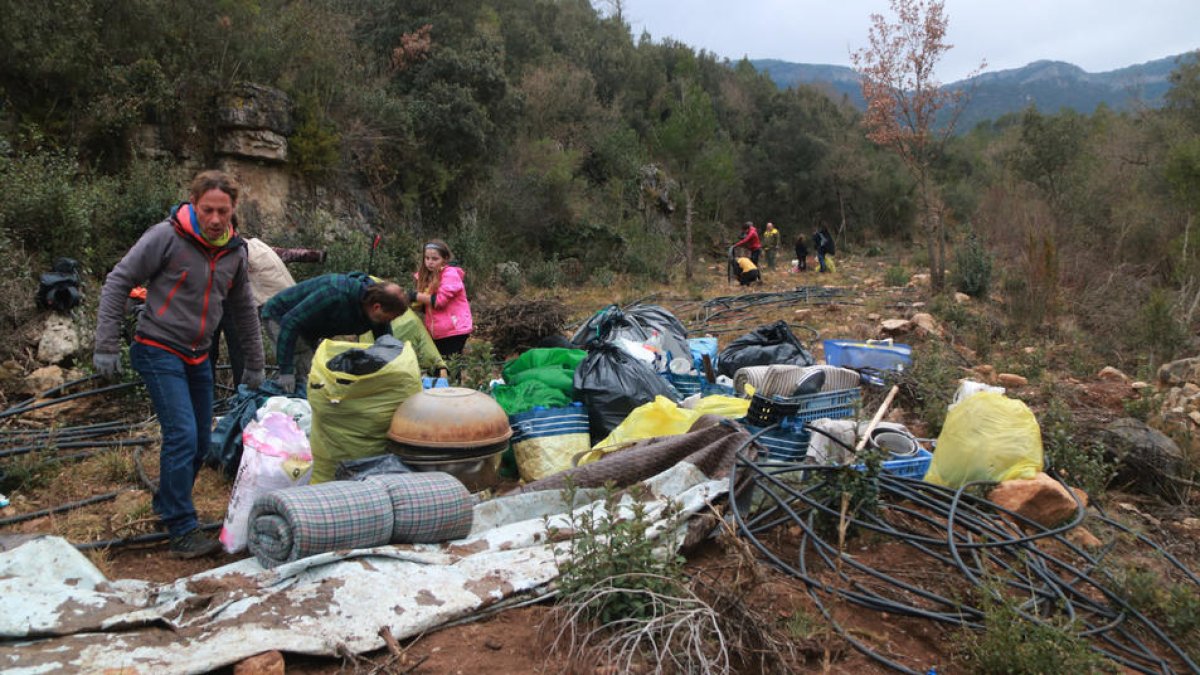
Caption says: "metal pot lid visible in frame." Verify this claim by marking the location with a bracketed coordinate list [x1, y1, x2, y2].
[387, 387, 513, 449]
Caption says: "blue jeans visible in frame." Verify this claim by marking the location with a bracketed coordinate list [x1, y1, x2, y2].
[131, 342, 213, 538]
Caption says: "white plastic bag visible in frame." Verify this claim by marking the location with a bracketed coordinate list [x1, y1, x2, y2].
[258, 395, 314, 435]
[220, 411, 314, 553]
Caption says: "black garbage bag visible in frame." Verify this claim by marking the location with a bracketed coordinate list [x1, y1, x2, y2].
[573, 342, 680, 436]
[36, 258, 83, 312]
[325, 335, 406, 376]
[335, 454, 412, 481]
[717, 320, 815, 378]
[571, 304, 690, 365]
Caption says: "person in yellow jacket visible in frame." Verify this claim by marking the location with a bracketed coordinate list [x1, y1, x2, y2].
[734, 250, 761, 286]
[762, 222, 781, 269]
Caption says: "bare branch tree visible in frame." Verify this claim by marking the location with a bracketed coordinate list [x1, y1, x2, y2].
[851, 0, 983, 291]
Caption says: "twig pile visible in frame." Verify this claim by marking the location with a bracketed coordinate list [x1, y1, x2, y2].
[473, 298, 570, 357]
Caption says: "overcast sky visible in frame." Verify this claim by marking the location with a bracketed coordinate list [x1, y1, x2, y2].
[622, 0, 1200, 82]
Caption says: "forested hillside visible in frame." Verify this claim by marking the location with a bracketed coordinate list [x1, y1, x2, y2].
[1, 0, 1199, 371]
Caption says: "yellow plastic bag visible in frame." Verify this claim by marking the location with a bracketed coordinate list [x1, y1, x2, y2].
[582, 396, 702, 463]
[308, 339, 422, 483]
[691, 395, 751, 419]
[924, 391, 1043, 488]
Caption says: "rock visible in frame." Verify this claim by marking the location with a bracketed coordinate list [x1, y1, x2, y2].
[997, 373, 1028, 388]
[974, 364, 996, 382]
[1185, 382, 1200, 397]
[867, 313, 881, 321]
[216, 83, 294, 134]
[911, 312, 940, 335]
[1066, 527, 1103, 548]
[1023, 346, 1037, 354]
[988, 472, 1088, 527]
[880, 318, 912, 334]
[1131, 381, 1151, 392]
[37, 314, 80, 365]
[1178, 517, 1200, 532]
[22, 365, 65, 395]
[216, 129, 288, 162]
[1099, 419, 1186, 502]
[954, 292, 971, 304]
[1158, 357, 1200, 387]
[1097, 366, 1130, 383]
[910, 273, 931, 287]
[233, 651, 285, 675]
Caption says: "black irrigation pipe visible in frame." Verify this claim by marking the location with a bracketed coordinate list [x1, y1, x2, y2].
[0, 437, 154, 460]
[73, 521, 222, 552]
[0, 381, 142, 421]
[0, 491, 123, 527]
[0, 420, 140, 439]
[727, 437, 1200, 674]
[4, 373, 106, 412]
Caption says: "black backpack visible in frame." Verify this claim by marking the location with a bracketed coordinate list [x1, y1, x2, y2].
[36, 258, 83, 312]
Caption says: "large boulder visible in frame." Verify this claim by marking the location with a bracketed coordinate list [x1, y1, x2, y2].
[1157, 357, 1200, 388]
[1097, 418, 1186, 502]
[989, 472, 1087, 527]
[37, 313, 80, 364]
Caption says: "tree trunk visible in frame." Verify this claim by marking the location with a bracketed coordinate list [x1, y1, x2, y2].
[684, 188, 695, 282]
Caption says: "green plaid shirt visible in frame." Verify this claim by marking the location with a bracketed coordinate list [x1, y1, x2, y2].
[261, 272, 389, 374]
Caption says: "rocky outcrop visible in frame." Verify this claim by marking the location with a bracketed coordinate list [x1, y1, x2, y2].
[216, 83, 292, 163]
[989, 472, 1087, 527]
[37, 314, 80, 365]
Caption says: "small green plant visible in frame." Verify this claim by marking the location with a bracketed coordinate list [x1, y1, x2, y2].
[884, 264, 908, 287]
[863, 244, 884, 257]
[496, 261, 523, 295]
[1138, 288, 1189, 367]
[553, 481, 687, 624]
[954, 231, 994, 299]
[527, 256, 563, 288]
[1038, 392, 1115, 496]
[811, 448, 884, 541]
[960, 590, 1114, 674]
[1123, 391, 1161, 422]
[444, 340, 498, 391]
[99, 450, 136, 484]
[1108, 564, 1200, 648]
[901, 341, 960, 435]
[589, 265, 616, 288]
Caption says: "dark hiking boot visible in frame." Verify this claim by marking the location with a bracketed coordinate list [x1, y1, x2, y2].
[170, 529, 220, 559]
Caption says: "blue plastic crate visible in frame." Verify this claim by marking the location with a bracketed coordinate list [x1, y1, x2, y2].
[661, 372, 739, 398]
[851, 448, 932, 479]
[741, 423, 811, 462]
[747, 388, 861, 426]
[823, 339, 912, 372]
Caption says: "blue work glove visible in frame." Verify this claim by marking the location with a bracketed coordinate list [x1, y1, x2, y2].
[242, 368, 265, 390]
[277, 373, 296, 394]
[93, 352, 122, 378]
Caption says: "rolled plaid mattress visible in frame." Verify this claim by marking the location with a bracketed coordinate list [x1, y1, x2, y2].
[365, 472, 473, 543]
[248, 480, 395, 568]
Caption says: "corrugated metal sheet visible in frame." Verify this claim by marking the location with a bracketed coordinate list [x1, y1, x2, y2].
[0, 464, 725, 674]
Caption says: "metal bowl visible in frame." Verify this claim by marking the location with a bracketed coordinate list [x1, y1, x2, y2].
[390, 442, 505, 493]
[387, 387, 512, 449]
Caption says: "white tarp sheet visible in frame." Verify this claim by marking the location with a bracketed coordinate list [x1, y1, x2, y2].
[0, 463, 724, 674]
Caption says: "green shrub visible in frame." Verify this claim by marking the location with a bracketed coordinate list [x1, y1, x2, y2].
[1038, 392, 1115, 496]
[590, 265, 616, 288]
[1108, 565, 1200, 648]
[884, 264, 908, 287]
[527, 256, 563, 288]
[553, 481, 687, 624]
[954, 231, 994, 298]
[903, 341, 960, 434]
[1138, 288, 1188, 367]
[960, 591, 1114, 674]
[496, 261, 523, 295]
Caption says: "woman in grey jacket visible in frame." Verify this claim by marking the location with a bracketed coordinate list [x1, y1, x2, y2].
[93, 170, 264, 558]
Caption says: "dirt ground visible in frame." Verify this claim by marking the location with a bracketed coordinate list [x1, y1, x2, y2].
[3, 256, 1198, 673]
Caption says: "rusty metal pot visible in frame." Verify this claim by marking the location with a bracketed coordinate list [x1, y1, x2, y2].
[387, 387, 512, 491]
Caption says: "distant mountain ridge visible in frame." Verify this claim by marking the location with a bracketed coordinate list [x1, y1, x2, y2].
[750, 54, 1189, 130]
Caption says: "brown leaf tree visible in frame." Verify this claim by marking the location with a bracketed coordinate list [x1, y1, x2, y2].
[852, 0, 982, 290]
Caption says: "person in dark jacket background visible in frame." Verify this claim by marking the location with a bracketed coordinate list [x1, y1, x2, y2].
[93, 170, 265, 559]
[794, 233, 809, 271]
[813, 225, 836, 273]
[261, 272, 407, 393]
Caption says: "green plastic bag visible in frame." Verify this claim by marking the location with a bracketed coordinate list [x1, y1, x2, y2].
[501, 348, 587, 397]
[925, 391, 1044, 488]
[309, 338, 422, 484]
[491, 380, 572, 416]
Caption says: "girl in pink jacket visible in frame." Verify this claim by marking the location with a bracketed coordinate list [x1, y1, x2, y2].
[412, 239, 473, 357]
